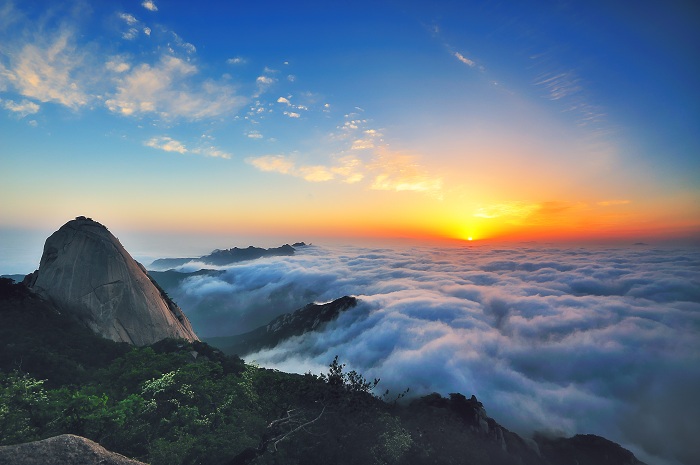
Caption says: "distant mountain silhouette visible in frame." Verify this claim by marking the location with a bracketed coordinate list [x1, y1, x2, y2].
[149, 243, 302, 270]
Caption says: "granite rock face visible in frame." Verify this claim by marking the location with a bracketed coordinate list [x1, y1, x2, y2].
[0, 434, 146, 465]
[25, 217, 198, 346]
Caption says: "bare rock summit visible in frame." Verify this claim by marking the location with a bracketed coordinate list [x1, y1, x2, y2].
[0, 434, 147, 465]
[24, 216, 198, 345]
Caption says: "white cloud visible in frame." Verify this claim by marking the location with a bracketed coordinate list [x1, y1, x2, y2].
[142, 1, 158, 12]
[145, 136, 231, 159]
[3, 99, 40, 117]
[254, 75, 276, 96]
[145, 136, 187, 153]
[143, 27, 151, 36]
[162, 244, 700, 465]
[277, 96, 291, 105]
[0, 3, 249, 124]
[0, 30, 89, 109]
[247, 155, 367, 184]
[191, 146, 232, 159]
[245, 155, 295, 174]
[247, 116, 439, 196]
[298, 165, 335, 182]
[227, 57, 245, 65]
[122, 28, 139, 40]
[246, 131, 263, 139]
[105, 55, 245, 120]
[105, 58, 130, 73]
[351, 138, 374, 150]
[331, 156, 364, 183]
[119, 13, 138, 25]
[368, 148, 443, 196]
[454, 51, 475, 67]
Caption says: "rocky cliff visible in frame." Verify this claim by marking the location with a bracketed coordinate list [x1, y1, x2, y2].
[24, 217, 198, 346]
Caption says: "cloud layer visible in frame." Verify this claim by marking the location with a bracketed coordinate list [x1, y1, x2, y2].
[162, 244, 700, 465]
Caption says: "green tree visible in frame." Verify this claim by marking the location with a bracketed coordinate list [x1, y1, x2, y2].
[0, 371, 49, 445]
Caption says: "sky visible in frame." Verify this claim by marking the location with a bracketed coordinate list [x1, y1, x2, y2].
[0, 0, 699, 261]
[153, 243, 700, 465]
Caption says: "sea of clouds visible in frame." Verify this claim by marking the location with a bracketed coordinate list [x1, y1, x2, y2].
[159, 243, 700, 465]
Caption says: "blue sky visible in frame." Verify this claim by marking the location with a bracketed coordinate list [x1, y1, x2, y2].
[1, 0, 699, 264]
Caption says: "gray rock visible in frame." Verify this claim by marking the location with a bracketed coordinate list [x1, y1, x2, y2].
[0, 434, 147, 465]
[26, 217, 198, 345]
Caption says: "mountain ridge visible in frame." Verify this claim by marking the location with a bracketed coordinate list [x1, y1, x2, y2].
[205, 296, 358, 356]
[148, 243, 304, 270]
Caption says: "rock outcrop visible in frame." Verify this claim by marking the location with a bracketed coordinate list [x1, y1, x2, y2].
[24, 217, 198, 346]
[0, 434, 146, 465]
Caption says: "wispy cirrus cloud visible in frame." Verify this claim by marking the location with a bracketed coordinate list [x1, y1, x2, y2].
[535, 71, 582, 101]
[474, 201, 583, 225]
[598, 199, 631, 207]
[453, 51, 476, 67]
[533, 67, 608, 132]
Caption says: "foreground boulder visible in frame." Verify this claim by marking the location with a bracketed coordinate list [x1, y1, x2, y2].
[0, 434, 146, 465]
[24, 217, 198, 345]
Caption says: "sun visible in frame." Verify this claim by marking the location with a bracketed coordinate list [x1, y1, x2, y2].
[468, 237, 473, 241]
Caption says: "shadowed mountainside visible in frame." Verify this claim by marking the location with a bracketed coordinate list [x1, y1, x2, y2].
[205, 296, 357, 356]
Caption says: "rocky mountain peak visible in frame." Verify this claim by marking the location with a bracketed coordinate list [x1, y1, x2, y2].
[24, 217, 198, 346]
